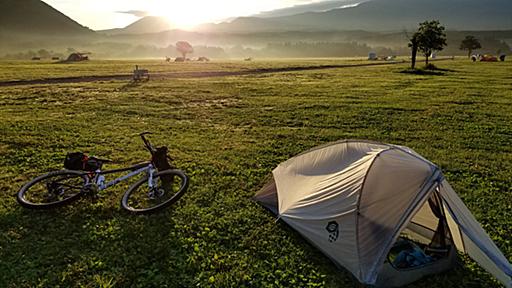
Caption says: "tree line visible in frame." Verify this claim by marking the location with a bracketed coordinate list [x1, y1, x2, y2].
[407, 20, 510, 69]
[1, 32, 510, 60]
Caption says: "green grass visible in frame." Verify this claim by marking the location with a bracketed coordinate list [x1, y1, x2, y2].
[0, 59, 510, 287]
[0, 58, 372, 82]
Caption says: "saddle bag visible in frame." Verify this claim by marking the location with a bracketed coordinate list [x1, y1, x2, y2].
[64, 152, 102, 171]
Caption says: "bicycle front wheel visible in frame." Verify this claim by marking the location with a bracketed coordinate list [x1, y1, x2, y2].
[17, 170, 89, 209]
[121, 169, 189, 214]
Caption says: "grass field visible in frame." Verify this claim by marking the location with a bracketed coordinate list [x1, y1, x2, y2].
[0, 58, 373, 82]
[0, 58, 510, 287]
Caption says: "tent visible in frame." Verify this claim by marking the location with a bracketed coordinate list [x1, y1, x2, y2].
[66, 52, 90, 62]
[254, 140, 511, 287]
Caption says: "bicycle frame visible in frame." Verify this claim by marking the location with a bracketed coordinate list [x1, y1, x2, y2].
[84, 162, 157, 192]
[16, 132, 188, 214]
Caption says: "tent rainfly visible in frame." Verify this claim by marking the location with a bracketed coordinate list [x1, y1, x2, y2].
[254, 140, 511, 287]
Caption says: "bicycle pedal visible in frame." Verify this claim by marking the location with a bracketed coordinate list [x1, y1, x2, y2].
[82, 184, 99, 196]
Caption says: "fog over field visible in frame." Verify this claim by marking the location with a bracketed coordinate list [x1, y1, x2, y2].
[1, 0, 511, 59]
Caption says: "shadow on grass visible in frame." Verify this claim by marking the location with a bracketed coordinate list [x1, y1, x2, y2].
[119, 80, 143, 91]
[0, 202, 183, 287]
[400, 69, 446, 76]
[399, 64, 457, 76]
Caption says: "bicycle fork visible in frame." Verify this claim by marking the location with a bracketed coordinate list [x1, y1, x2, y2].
[147, 166, 162, 199]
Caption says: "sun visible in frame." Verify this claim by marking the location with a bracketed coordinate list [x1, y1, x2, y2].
[145, 0, 280, 29]
[147, 1, 228, 29]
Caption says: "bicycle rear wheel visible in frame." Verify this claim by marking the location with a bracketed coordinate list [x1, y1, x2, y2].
[17, 170, 89, 209]
[121, 169, 189, 214]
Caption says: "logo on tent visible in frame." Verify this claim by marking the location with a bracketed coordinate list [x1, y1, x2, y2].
[326, 221, 339, 242]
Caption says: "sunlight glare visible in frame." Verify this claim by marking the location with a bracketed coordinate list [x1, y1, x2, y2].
[147, 0, 290, 29]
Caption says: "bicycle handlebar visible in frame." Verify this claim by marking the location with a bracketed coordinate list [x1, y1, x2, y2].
[138, 132, 174, 162]
[139, 132, 155, 155]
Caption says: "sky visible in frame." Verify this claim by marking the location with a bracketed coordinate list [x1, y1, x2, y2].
[43, 0, 321, 30]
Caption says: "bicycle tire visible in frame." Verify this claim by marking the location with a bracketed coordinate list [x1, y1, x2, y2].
[121, 169, 189, 214]
[17, 170, 89, 209]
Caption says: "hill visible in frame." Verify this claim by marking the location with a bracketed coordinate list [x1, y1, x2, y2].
[199, 0, 512, 32]
[1, 0, 511, 58]
[0, 0, 93, 36]
[254, 0, 366, 18]
[99, 16, 174, 35]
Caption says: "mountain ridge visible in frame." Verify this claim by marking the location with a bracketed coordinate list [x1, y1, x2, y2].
[99, 16, 174, 35]
[199, 0, 512, 33]
[254, 0, 367, 18]
[1, 0, 511, 57]
[0, 0, 93, 36]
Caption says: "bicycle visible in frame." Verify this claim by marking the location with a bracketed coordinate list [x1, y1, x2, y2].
[17, 132, 189, 214]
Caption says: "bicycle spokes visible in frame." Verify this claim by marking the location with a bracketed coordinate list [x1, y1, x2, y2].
[33, 176, 83, 203]
[148, 187, 165, 199]
[125, 174, 183, 210]
[46, 181, 65, 199]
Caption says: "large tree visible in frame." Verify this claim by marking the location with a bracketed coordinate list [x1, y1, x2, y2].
[460, 35, 482, 58]
[175, 41, 193, 60]
[410, 20, 447, 66]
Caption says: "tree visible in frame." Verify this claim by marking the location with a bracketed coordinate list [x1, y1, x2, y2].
[408, 34, 419, 69]
[460, 35, 482, 58]
[410, 20, 447, 66]
[176, 41, 193, 59]
[37, 49, 51, 59]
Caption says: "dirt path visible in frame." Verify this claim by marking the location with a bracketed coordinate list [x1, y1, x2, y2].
[0, 60, 414, 87]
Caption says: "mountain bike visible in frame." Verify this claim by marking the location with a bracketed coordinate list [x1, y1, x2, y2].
[17, 132, 189, 214]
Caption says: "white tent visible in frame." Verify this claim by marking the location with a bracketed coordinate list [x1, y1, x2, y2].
[254, 140, 511, 287]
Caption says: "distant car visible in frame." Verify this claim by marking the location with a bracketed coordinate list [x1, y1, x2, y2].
[471, 54, 500, 62]
[480, 54, 498, 62]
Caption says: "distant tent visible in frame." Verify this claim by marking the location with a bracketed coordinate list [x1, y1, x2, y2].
[66, 52, 89, 62]
[254, 140, 512, 287]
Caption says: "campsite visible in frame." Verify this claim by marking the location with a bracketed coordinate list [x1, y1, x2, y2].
[0, 57, 510, 287]
[1, 0, 512, 286]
